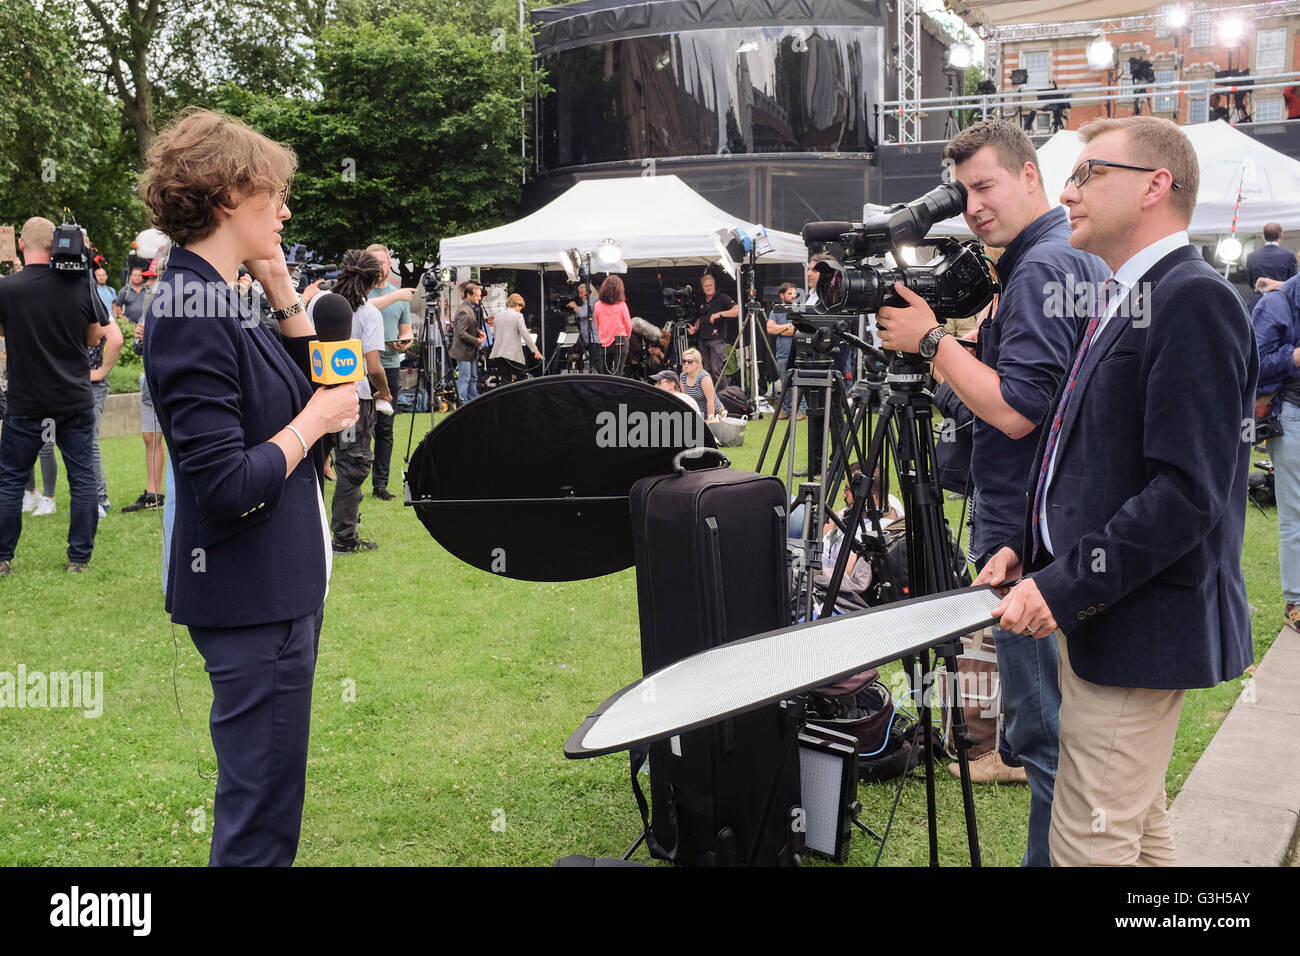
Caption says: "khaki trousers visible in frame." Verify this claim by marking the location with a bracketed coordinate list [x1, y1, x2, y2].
[1049, 633, 1185, 866]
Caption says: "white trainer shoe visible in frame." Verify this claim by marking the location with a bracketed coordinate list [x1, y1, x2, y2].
[21, 491, 39, 512]
[32, 496, 56, 516]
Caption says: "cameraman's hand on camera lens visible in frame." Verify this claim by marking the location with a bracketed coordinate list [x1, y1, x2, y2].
[876, 282, 938, 354]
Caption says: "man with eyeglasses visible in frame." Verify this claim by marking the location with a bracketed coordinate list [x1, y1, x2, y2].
[876, 119, 1107, 867]
[974, 116, 1256, 867]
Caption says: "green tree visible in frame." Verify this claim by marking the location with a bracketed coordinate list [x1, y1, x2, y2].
[0, 1, 142, 269]
[219, 14, 542, 265]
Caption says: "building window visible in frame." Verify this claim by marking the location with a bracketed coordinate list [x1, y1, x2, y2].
[1258, 27, 1286, 74]
[1033, 111, 1052, 133]
[1191, 18, 1211, 48]
[1188, 78, 1211, 122]
[1155, 67, 1177, 112]
[1021, 50, 1051, 88]
[1255, 97, 1285, 122]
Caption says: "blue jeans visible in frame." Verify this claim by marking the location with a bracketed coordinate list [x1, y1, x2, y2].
[1269, 401, 1300, 603]
[0, 408, 100, 564]
[456, 360, 478, 404]
[976, 546, 1060, 868]
[91, 380, 109, 502]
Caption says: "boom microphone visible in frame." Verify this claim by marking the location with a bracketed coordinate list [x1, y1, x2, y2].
[630, 316, 663, 341]
[801, 221, 857, 244]
[309, 292, 364, 385]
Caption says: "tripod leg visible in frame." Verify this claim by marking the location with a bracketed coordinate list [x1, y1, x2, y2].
[940, 642, 983, 866]
[919, 649, 940, 866]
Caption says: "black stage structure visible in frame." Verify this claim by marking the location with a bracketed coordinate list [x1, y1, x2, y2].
[507, 0, 962, 345]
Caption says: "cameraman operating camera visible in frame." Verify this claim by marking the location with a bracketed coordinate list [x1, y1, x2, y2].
[875, 120, 1108, 866]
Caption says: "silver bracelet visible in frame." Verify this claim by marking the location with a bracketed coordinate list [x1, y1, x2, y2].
[284, 424, 310, 461]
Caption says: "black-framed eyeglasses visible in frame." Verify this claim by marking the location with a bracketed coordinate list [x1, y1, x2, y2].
[1067, 159, 1182, 191]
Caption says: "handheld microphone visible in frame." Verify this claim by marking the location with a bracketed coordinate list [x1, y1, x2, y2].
[309, 292, 364, 385]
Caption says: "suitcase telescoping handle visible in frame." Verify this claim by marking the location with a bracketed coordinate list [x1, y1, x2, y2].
[672, 447, 731, 474]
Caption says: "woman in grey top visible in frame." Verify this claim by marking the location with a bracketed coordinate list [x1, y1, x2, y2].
[490, 293, 542, 368]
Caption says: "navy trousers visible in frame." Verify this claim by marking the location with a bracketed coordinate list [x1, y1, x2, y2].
[189, 605, 324, 866]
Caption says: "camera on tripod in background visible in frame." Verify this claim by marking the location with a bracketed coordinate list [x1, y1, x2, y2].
[662, 284, 694, 317]
[289, 261, 337, 294]
[801, 181, 997, 335]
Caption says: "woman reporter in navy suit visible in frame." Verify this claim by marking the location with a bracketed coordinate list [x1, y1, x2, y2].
[140, 109, 358, 866]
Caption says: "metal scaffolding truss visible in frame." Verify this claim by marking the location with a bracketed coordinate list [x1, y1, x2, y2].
[989, 1, 1300, 43]
[898, 0, 922, 143]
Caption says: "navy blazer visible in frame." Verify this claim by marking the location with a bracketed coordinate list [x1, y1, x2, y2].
[1246, 242, 1297, 310]
[144, 247, 327, 628]
[1010, 245, 1257, 689]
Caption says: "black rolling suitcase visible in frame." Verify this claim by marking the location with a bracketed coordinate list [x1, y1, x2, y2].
[629, 448, 803, 866]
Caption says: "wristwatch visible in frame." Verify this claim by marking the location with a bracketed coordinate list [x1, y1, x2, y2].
[269, 299, 305, 322]
[918, 324, 951, 359]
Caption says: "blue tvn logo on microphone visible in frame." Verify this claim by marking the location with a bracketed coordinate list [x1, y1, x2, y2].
[311, 348, 325, 378]
[331, 348, 359, 375]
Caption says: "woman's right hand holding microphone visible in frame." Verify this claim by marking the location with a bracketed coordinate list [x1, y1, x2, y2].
[307, 383, 361, 434]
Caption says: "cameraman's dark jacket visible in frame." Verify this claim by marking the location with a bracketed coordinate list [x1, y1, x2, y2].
[932, 206, 1108, 557]
[1252, 273, 1300, 401]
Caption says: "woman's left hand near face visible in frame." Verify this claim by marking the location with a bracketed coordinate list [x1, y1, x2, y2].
[243, 248, 294, 303]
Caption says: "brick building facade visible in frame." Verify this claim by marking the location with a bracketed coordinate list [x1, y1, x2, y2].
[983, 2, 1300, 132]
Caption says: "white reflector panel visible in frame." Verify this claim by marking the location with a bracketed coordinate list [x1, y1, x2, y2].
[567, 587, 1003, 757]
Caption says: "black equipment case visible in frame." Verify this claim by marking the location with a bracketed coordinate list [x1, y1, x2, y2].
[628, 449, 803, 866]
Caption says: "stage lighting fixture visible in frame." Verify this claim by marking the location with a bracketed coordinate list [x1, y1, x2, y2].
[1217, 236, 1243, 263]
[947, 43, 972, 71]
[1221, 18, 1244, 45]
[596, 239, 622, 265]
[1086, 35, 1115, 72]
[1010, 68, 1028, 85]
[1166, 7, 1189, 31]
[714, 227, 752, 266]
[559, 248, 581, 283]
[976, 79, 997, 95]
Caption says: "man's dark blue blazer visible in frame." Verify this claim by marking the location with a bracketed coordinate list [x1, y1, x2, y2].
[1010, 244, 1258, 690]
[144, 247, 327, 628]
[1247, 242, 1297, 310]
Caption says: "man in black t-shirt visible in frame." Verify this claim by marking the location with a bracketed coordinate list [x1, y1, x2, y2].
[689, 272, 738, 385]
[0, 217, 107, 574]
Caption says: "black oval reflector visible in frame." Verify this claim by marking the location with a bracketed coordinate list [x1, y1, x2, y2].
[406, 375, 716, 581]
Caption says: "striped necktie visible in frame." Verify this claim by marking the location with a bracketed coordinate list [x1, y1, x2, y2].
[1031, 277, 1119, 560]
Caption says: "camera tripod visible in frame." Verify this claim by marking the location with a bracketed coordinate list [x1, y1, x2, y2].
[757, 328, 983, 866]
[720, 260, 781, 410]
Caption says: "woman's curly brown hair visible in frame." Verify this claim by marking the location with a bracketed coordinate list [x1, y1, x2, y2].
[138, 107, 297, 246]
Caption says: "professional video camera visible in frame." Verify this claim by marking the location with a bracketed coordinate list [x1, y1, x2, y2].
[801, 181, 996, 324]
[288, 262, 337, 294]
[662, 285, 694, 313]
[51, 220, 92, 273]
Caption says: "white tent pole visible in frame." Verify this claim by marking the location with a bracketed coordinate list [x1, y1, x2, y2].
[539, 265, 547, 367]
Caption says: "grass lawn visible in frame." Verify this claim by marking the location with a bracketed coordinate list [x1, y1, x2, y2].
[0, 404, 1280, 866]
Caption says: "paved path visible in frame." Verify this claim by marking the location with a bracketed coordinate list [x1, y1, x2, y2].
[1169, 629, 1300, 866]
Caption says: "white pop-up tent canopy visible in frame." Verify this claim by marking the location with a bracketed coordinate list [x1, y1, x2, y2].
[866, 121, 1300, 245]
[438, 174, 809, 269]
